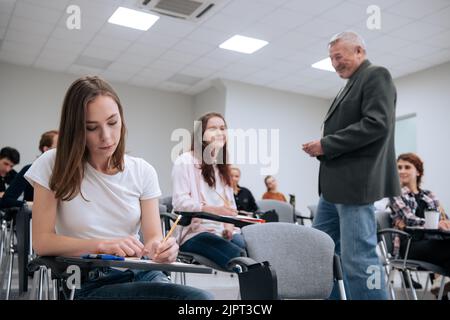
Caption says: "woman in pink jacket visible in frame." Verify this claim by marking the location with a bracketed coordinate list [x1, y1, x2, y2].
[172, 112, 246, 269]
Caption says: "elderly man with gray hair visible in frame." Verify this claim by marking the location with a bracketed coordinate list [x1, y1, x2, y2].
[303, 31, 400, 300]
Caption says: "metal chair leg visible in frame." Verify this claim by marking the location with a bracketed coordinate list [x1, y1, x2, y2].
[399, 269, 410, 300]
[69, 285, 76, 300]
[437, 276, 446, 300]
[387, 268, 397, 300]
[405, 269, 418, 300]
[37, 266, 47, 300]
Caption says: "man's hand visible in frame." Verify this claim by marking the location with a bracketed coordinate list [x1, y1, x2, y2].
[302, 140, 324, 157]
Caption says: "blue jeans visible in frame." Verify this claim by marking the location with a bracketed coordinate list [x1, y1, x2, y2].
[312, 195, 387, 300]
[74, 268, 213, 300]
[180, 232, 246, 270]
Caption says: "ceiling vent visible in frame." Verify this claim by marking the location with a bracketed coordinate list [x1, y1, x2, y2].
[138, 0, 218, 21]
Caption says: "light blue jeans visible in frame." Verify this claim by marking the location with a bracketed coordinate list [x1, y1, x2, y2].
[312, 195, 387, 300]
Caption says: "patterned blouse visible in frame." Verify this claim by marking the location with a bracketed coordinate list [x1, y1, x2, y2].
[389, 186, 441, 228]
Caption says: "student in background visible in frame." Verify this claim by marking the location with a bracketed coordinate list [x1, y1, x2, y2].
[0, 147, 20, 197]
[0, 130, 58, 209]
[24, 76, 211, 300]
[262, 175, 287, 202]
[389, 153, 450, 297]
[172, 112, 246, 270]
[230, 166, 258, 214]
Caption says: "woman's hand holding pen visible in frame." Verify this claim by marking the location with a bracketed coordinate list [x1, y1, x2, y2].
[97, 236, 144, 257]
[142, 237, 179, 263]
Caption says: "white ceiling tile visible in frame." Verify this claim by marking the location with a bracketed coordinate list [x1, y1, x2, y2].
[318, 1, 368, 25]
[368, 35, 412, 53]
[159, 49, 200, 65]
[43, 37, 86, 54]
[106, 61, 142, 74]
[417, 49, 450, 66]
[202, 13, 251, 33]
[283, 0, 344, 15]
[296, 18, 349, 40]
[98, 24, 143, 42]
[156, 82, 190, 93]
[262, 8, 313, 30]
[244, 69, 290, 85]
[0, 0, 16, 14]
[241, 22, 291, 42]
[137, 32, 181, 48]
[186, 28, 233, 46]
[90, 34, 132, 52]
[4, 28, 47, 46]
[22, 0, 70, 11]
[172, 39, 215, 56]
[219, 63, 261, 78]
[184, 80, 213, 95]
[136, 67, 173, 81]
[149, 58, 185, 73]
[0, 12, 11, 28]
[51, 26, 96, 44]
[127, 75, 160, 88]
[346, 0, 403, 10]
[115, 52, 154, 68]
[389, 21, 445, 42]
[394, 43, 443, 60]
[386, 0, 450, 19]
[13, 1, 62, 24]
[149, 16, 197, 38]
[180, 65, 216, 78]
[221, 0, 275, 22]
[189, 56, 231, 70]
[82, 45, 122, 61]
[373, 53, 416, 69]
[422, 5, 450, 28]
[124, 42, 166, 58]
[422, 30, 450, 49]
[8, 16, 54, 36]
[360, 12, 414, 33]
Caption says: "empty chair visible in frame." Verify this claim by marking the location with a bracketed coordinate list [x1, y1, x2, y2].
[256, 200, 295, 223]
[233, 222, 345, 299]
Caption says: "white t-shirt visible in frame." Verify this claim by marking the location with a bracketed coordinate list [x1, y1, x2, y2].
[24, 149, 161, 240]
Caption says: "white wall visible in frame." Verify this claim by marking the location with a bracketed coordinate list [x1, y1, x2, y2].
[222, 80, 330, 214]
[0, 62, 195, 196]
[193, 80, 226, 120]
[394, 61, 450, 211]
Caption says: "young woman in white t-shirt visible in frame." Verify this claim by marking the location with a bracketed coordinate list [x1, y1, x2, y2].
[25, 76, 211, 300]
[172, 112, 246, 270]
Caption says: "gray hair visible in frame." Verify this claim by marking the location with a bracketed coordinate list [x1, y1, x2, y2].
[328, 31, 366, 51]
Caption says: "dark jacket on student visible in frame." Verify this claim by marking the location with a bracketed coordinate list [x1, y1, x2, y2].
[234, 186, 258, 213]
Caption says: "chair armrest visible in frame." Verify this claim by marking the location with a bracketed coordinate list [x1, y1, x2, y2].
[160, 211, 178, 221]
[227, 257, 268, 273]
[377, 228, 412, 239]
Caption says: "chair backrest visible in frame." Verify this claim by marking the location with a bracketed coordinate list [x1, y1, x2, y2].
[256, 200, 295, 223]
[307, 204, 318, 220]
[375, 210, 393, 254]
[160, 196, 173, 213]
[241, 222, 335, 299]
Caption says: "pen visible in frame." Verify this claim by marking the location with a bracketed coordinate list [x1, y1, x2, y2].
[82, 254, 125, 261]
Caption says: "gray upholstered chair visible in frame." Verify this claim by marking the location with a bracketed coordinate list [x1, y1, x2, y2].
[256, 200, 296, 223]
[231, 222, 346, 299]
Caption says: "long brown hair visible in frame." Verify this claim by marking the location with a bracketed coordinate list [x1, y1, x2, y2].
[50, 76, 127, 201]
[397, 153, 424, 187]
[191, 112, 231, 188]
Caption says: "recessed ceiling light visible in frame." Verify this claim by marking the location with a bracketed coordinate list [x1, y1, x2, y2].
[219, 35, 268, 54]
[108, 7, 160, 31]
[312, 57, 335, 72]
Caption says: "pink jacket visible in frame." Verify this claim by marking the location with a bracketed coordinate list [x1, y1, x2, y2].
[171, 152, 236, 244]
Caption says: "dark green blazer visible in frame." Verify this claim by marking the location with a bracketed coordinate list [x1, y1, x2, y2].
[319, 60, 401, 205]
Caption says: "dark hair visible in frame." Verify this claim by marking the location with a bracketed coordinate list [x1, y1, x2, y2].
[264, 175, 274, 191]
[50, 76, 127, 201]
[39, 130, 59, 153]
[0, 147, 20, 164]
[397, 153, 424, 187]
[190, 112, 231, 188]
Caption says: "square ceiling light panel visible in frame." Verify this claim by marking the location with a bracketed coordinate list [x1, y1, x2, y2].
[108, 7, 160, 31]
[219, 35, 268, 54]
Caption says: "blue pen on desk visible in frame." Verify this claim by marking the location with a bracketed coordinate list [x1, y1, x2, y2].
[82, 254, 125, 261]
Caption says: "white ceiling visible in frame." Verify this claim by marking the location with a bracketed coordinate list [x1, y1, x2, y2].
[1, 0, 449, 99]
